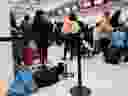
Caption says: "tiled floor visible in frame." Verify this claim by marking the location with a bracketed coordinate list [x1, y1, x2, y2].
[6, 1, 128, 96]
[1, 39, 128, 96]
[31, 58, 128, 96]
[31, 46, 128, 96]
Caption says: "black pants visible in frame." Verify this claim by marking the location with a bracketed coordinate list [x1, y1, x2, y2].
[72, 40, 79, 57]
[103, 48, 121, 64]
[100, 38, 111, 49]
[64, 39, 74, 59]
[39, 48, 48, 64]
[64, 39, 79, 59]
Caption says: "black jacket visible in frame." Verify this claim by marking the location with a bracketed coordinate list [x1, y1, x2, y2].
[32, 15, 50, 47]
[20, 20, 33, 40]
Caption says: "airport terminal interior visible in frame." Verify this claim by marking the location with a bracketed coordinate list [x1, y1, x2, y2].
[0, 0, 128, 96]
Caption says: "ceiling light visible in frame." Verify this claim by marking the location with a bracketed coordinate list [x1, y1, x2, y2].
[72, 5, 78, 11]
[64, 7, 71, 13]
[57, 9, 63, 15]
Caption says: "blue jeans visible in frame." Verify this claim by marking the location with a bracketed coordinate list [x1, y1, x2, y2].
[8, 70, 32, 96]
[15, 70, 32, 81]
[8, 80, 32, 96]
[112, 40, 125, 48]
[112, 32, 128, 40]
[112, 32, 128, 48]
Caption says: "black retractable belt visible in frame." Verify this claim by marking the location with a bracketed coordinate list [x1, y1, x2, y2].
[0, 30, 24, 41]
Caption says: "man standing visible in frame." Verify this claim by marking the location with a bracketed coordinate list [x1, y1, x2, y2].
[63, 13, 80, 60]
[20, 14, 32, 47]
[32, 10, 49, 64]
[95, 11, 112, 49]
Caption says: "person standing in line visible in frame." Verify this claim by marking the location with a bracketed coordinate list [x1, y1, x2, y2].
[63, 13, 81, 60]
[32, 10, 42, 48]
[69, 14, 81, 59]
[32, 10, 49, 64]
[63, 14, 75, 60]
[10, 10, 17, 29]
[95, 11, 112, 49]
[10, 10, 22, 68]
[20, 14, 32, 47]
[39, 10, 50, 64]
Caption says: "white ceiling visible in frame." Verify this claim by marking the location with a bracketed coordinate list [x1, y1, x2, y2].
[39, 0, 75, 11]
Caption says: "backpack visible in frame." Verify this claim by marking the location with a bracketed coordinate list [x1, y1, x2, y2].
[71, 21, 80, 33]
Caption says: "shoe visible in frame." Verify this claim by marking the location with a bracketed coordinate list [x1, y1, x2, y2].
[123, 56, 128, 62]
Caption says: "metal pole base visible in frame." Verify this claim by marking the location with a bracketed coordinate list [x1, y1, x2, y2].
[70, 86, 92, 96]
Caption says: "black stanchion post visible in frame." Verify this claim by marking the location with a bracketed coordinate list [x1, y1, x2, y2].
[70, 38, 92, 96]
